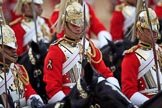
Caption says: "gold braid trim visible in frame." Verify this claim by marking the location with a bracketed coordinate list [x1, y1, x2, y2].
[86, 41, 102, 64]
[12, 65, 30, 85]
[89, 41, 96, 58]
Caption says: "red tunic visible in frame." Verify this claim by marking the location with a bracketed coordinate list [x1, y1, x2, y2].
[43, 39, 113, 99]
[110, 3, 136, 41]
[10, 17, 28, 56]
[154, 3, 162, 19]
[10, 16, 52, 56]
[121, 51, 141, 99]
[121, 46, 158, 100]
[110, 10, 125, 41]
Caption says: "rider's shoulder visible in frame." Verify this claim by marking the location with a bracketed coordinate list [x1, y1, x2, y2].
[50, 38, 64, 46]
[124, 45, 139, 54]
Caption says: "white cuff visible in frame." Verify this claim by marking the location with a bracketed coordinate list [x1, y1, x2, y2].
[48, 91, 65, 103]
[0, 104, 4, 108]
[27, 94, 44, 106]
[98, 31, 112, 48]
[130, 92, 149, 106]
[106, 77, 120, 89]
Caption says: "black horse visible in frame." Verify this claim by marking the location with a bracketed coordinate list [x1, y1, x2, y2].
[156, 18, 162, 44]
[100, 39, 135, 85]
[140, 90, 162, 108]
[40, 61, 137, 108]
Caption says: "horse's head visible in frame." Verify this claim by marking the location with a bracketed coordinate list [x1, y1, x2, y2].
[30, 40, 49, 66]
[100, 39, 135, 85]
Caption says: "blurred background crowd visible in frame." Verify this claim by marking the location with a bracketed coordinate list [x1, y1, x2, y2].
[2, 0, 160, 31]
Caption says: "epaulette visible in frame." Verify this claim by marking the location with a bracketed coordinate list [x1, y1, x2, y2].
[9, 17, 22, 26]
[115, 3, 125, 11]
[50, 38, 64, 46]
[124, 45, 138, 54]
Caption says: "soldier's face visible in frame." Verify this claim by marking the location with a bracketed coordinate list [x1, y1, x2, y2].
[23, 3, 43, 17]
[138, 28, 158, 44]
[65, 22, 84, 40]
[0, 45, 18, 64]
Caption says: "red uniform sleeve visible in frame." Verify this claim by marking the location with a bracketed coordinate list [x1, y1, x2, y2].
[42, 16, 53, 33]
[24, 84, 37, 100]
[10, 23, 28, 56]
[43, 45, 66, 98]
[154, 5, 162, 19]
[50, 10, 59, 25]
[110, 10, 125, 41]
[90, 42, 114, 78]
[87, 3, 107, 38]
[121, 53, 140, 99]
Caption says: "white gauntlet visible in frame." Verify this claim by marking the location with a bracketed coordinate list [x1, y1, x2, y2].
[98, 31, 112, 48]
[27, 94, 44, 106]
[130, 92, 149, 107]
[106, 77, 121, 89]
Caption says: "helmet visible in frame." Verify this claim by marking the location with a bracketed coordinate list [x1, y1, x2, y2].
[14, 0, 43, 14]
[136, 8, 159, 33]
[0, 24, 17, 49]
[64, 2, 84, 27]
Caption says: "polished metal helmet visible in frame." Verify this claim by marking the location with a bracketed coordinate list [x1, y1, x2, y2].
[64, 2, 84, 27]
[136, 8, 159, 32]
[14, 0, 43, 14]
[0, 24, 17, 49]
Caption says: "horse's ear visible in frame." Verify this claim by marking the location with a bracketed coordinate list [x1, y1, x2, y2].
[83, 61, 94, 85]
[30, 41, 40, 53]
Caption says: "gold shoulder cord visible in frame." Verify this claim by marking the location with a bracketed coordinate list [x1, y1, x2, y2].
[157, 47, 162, 69]
[86, 41, 102, 64]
